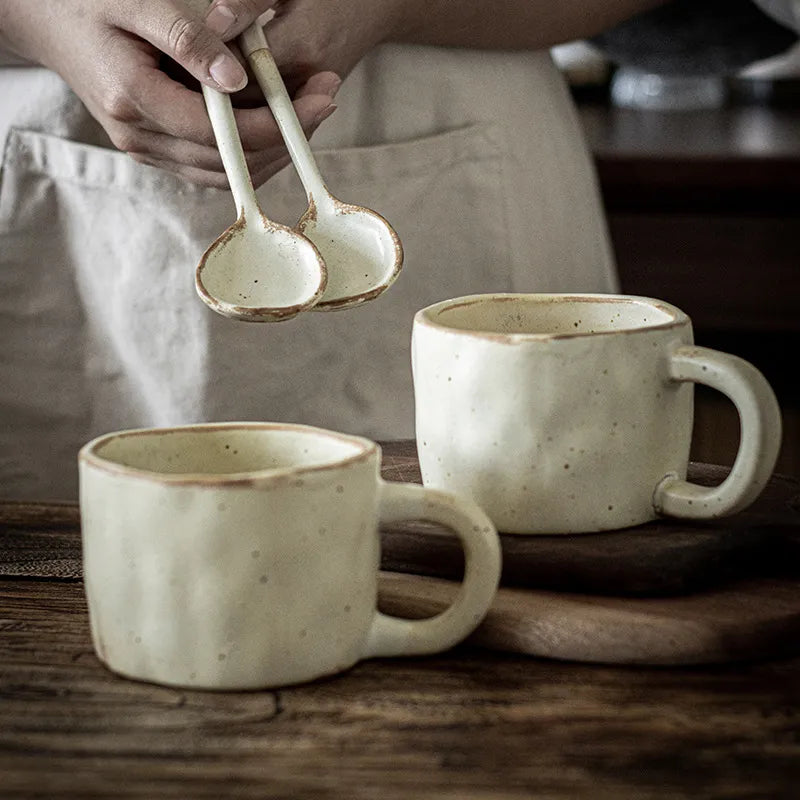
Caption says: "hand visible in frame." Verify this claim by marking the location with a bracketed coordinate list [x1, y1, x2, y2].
[264, 0, 406, 95]
[0, 0, 341, 187]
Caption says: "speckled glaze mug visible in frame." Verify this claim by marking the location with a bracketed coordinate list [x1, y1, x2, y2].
[412, 293, 782, 535]
[79, 423, 500, 690]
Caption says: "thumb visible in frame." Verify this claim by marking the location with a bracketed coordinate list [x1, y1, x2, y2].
[113, 0, 276, 92]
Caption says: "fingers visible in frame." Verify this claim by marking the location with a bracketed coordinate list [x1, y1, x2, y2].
[132, 152, 292, 189]
[124, 66, 223, 146]
[125, 65, 335, 149]
[205, 0, 279, 40]
[106, 68, 339, 182]
[119, 128, 288, 174]
[106, 0, 278, 93]
[294, 71, 342, 100]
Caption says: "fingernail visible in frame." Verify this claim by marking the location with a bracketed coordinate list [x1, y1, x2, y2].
[206, 4, 236, 37]
[313, 104, 337, 127]
[209, 53, 247, 92]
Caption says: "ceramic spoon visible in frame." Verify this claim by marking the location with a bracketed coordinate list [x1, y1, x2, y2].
[240, 24, 403, 311]
[195, 86, 327, 322]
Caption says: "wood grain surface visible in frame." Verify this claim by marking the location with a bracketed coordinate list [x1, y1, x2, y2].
[1, 579, 800, 799]
[2, 441, 800, 797]
[379, 572, 800, 665]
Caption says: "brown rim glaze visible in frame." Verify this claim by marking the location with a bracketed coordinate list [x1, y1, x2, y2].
[195, 213, 328, 323]
[414, 293, 689, 342]
[79, 422, 378, 486]
[298, 200, 404, 312]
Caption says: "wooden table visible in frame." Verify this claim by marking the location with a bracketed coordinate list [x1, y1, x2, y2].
[2, 442, 799, 799]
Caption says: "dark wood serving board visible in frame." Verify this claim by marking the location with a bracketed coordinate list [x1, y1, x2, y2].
[378, 441, 800, 596]
[378, 572, 800, 666]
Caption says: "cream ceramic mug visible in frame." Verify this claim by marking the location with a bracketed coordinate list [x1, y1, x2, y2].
[79, 423, 501, 690]
[412, 293, 782, 535]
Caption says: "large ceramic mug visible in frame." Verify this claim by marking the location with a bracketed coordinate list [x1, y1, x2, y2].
[412, 293, 782, 535]
[79, 423, 501, 689]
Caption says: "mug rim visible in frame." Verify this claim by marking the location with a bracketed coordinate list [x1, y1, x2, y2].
[414, 293, 689, 341]
[79, 422, 378, 486]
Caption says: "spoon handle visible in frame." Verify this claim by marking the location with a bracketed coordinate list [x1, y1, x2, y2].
[201, 85, 261, 220]
[240, 24, 332, 211]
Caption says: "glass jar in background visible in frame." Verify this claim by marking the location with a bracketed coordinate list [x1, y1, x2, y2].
[610, 68, 727, 110]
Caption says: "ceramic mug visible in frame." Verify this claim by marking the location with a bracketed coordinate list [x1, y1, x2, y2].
[412, 293, 782, 535]
[79, 423, 501, 689]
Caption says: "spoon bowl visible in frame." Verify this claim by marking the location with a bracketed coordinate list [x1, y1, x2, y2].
[196, 85, 327, 322]
[297, 201, 402, 310]
[197, 212, 327, 321]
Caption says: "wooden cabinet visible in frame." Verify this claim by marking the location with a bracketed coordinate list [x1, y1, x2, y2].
[578, 103, 800, 475]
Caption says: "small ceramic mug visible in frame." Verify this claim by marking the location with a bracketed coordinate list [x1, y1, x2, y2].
[412, 293, 782, 535]
[79, 423, 501, 690]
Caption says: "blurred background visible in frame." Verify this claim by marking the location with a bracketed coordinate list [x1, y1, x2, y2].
[551, 0, 800, 476]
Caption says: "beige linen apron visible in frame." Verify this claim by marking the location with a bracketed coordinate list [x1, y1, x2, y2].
[0, 45, 617, 500]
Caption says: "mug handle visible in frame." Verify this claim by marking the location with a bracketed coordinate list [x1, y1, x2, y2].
[362, 481, 501, 659]
[653, 345, 782, 519]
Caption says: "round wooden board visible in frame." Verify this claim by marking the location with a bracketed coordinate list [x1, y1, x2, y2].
[378, 571, 800, 666]
[378, 441, 800, 596]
